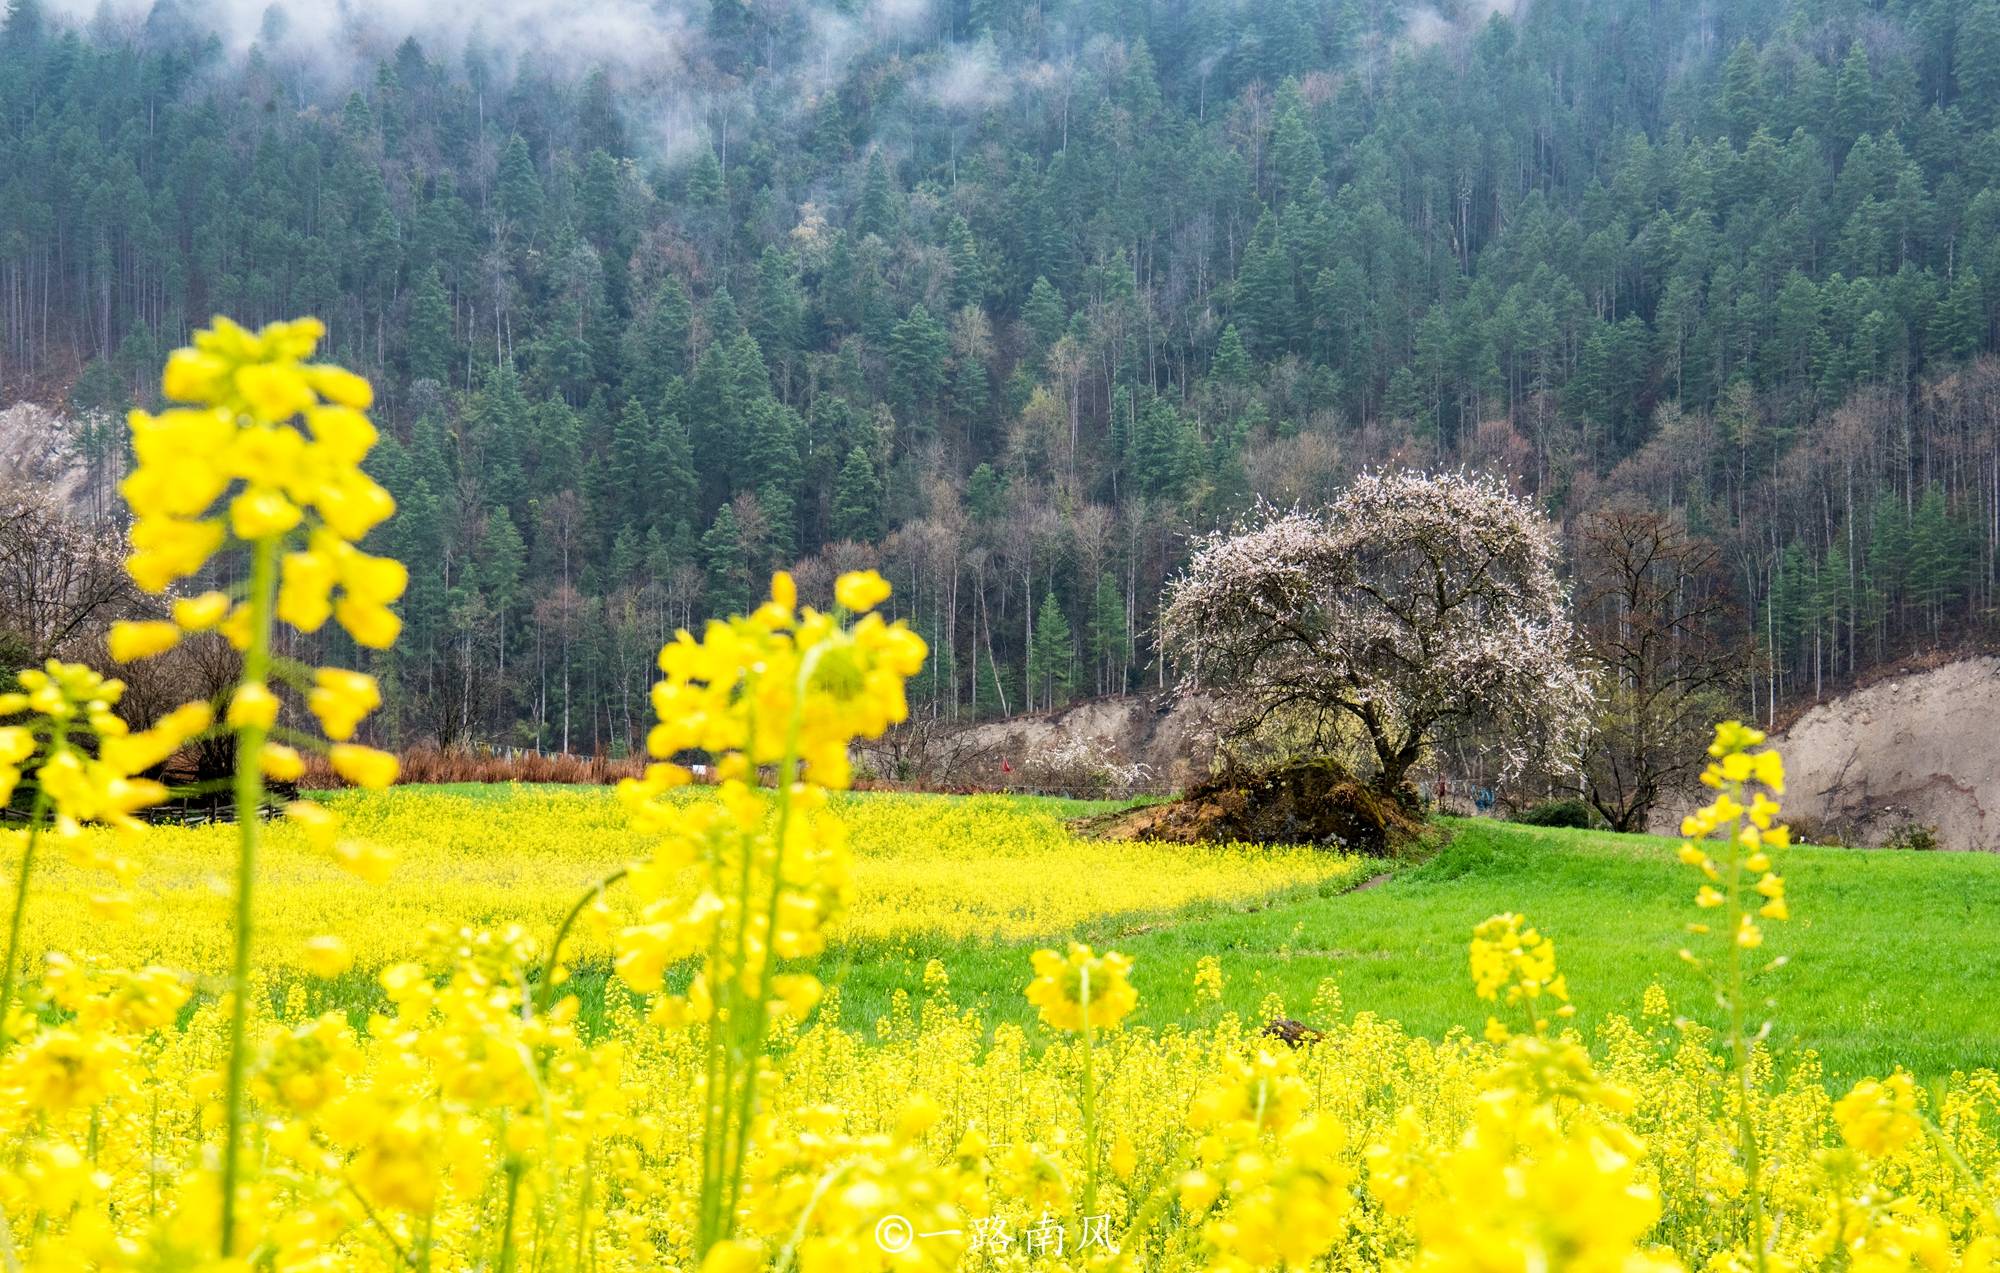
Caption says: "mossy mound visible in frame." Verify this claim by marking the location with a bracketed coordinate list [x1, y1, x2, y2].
[1080, 758, 1424, 856]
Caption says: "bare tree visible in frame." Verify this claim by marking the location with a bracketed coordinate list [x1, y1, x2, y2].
[1162, 470, 1592, 796]
[855, 714, 1006, 789]
[0, 493, 133, 662]
[0, 406, 134, 663]
[122, 634, 243, 781]
[1576, 507, 1740, 832]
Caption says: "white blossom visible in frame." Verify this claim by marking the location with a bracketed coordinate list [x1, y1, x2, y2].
[1161, 469, 1593, 790]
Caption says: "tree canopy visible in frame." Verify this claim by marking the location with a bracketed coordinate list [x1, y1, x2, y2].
[1163, 471, 1593, 792]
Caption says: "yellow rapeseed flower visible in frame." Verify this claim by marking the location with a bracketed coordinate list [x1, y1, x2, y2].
[307, 667, 382, 742]
[833, 568, 892, 612]
[128, 319, 400, 616]
[259, 743, 306, 782]
[226, 682, 279, 730]
[1194, 953, 1224, 1002]
[1024, 942, 1138, 1032]
[328, 744, 399, 790]
[171, 590, 231, 630]
[1835, 1073, 1923, 1158]
[106, 619, 181, 662]
[302, 935, 354, 979]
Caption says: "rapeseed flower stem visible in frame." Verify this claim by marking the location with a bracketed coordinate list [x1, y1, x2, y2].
[1721, 778, 1768, 1273]
[1080, 962, 1100, 1219]
[535, 865, 631, 1016]
[721, 657, 817, 1238]
[0, 787, 51, 1049]
[1676, 722, 1787, 1273]
[220, 531, 279, 1257]
[497, 1157, 524, 1273]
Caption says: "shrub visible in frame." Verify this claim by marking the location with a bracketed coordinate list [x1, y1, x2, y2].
[1783, 815, 1850, 847]
[1088, 757, 1424, 856]
[1515, 797, 1597, 829]
[298, 745, 648, 787]
[1884, 822, 1943, 851]
[1017, 734, 1154, 797]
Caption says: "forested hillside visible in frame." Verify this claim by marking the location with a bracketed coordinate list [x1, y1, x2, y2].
[3, 0, 1999, 753]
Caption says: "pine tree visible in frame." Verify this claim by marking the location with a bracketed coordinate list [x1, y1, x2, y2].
[1834, 42, 1879, 145]
[653, 408, 699, 524]
[855, 151, 899, 240]
[951, 338, 992, 425]
[947, 216, 989, 309]
[1212, 324, 1252, 386]
[534, 395, 585, 503]
[580, 149, 623, 251]
[751, 247, 805, 367]
[701, 505, 750, 617]
[535, 299, 596, 402]
[1089, 573, 1129, 693]
[1023, 277, 1067, 363]
[579, 69, 627, 156]
[684, 148, 725, 209]
[1269, 88, 1323, 207]
[1719, 40, 1765, 144]
[1908, 485, 1967, 625]
[1929, 270, 1983, 360]
[113, 320, 159, 405]
[69, 358, 125, 415]
[482, 508, 526, 609]
[406, 265, 454, 384]
[392, 478, 448, 656]
[1026, 590, 1075, 710]
[707, 287, 743, 339]
[1132, 397, 1191, 499]
[1385, 365, 1423, 424]
[623, 279, 691, 407]
[1959, 0, 2000, 125]
[744, 401, 803, 555]
[709, 0, 751, 66]
[1237, 211, 1295, 355]
[966, 463, 1006, 523]
[464, 367, 531, 513]
[496, 134, 544, 236]
[579, 390, 622, 553]
[889, 304, 950, 422]
[831, 446, 882, 542]
[610, 524, 644, 584]
[1867, 490, 1913, 636]
[612, 398, 655, 530]
[2, 0, 44, 46]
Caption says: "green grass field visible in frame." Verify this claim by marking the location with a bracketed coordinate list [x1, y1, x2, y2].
[822, 814, 2000, 1085]
[116, 784, 1993, 1087]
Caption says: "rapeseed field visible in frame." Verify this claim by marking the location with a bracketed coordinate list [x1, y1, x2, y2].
[1, 319, 1993, 1273]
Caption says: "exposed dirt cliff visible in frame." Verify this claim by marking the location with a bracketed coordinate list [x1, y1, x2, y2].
[1765, 656, 2000, 850]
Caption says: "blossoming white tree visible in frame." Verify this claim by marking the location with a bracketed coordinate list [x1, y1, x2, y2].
[1162, 470, 1593, 795]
